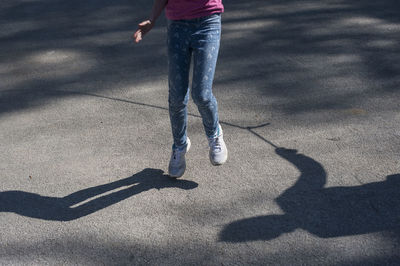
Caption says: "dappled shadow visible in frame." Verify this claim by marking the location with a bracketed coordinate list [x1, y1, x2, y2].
[1, 0, 399, 120]
[2, 234, 400, 265]
[218, 0, 400, 117]
[0, 168, 198, 221]
[0, 0, 167, 116]
[220, 148, 400, 242]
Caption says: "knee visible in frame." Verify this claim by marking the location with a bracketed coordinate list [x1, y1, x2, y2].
[169, 94, 188, 111]
[192, 90, 213, 107]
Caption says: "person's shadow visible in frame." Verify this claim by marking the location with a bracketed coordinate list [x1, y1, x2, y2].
[0, 168, 198, 221]
[220, 148, 400, 242]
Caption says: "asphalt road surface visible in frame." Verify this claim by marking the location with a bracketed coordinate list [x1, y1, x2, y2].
[1, 0, 400, 265]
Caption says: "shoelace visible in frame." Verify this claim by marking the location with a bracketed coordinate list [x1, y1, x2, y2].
[171, 149, 183, 163]
[209, 137, 222, 152]
[172, 150, 179, 160]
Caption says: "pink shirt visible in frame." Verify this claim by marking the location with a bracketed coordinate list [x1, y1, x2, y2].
[165, 0, 224, 20]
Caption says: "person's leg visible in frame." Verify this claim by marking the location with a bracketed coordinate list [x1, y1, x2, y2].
[167, 20, 193, 177]
[191, 15, 221, 139]
[191, 14, 227, 165]
[167, 20, 192, 149]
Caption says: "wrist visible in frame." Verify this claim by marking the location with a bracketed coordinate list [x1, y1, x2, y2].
[149, 18, 156, 25]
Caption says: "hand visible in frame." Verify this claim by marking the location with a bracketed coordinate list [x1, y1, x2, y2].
[133, 20, 154, 43]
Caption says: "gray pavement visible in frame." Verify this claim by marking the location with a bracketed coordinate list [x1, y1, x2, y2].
[1, 0, 400, 265]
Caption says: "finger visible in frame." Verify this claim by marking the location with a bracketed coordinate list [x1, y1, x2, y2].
[135, 32, 142, 43]
[138, 20, 150, 27]
[133, 29, 141, 38]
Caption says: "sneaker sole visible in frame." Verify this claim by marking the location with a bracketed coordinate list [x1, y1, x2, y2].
[209, 150, 228, 166]
[169, 167, 186, 178]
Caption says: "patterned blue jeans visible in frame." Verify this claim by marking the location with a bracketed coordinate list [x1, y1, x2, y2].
[167, 13, 221, 150]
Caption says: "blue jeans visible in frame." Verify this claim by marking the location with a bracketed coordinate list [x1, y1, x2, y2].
[167, 14, 221, 150]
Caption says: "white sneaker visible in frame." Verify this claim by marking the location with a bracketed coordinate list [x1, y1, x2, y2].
[208, 125, 228, 166]
[168, 138, 191, 178]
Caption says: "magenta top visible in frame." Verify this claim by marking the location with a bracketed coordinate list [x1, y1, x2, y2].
[165, 0, 224, 20]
